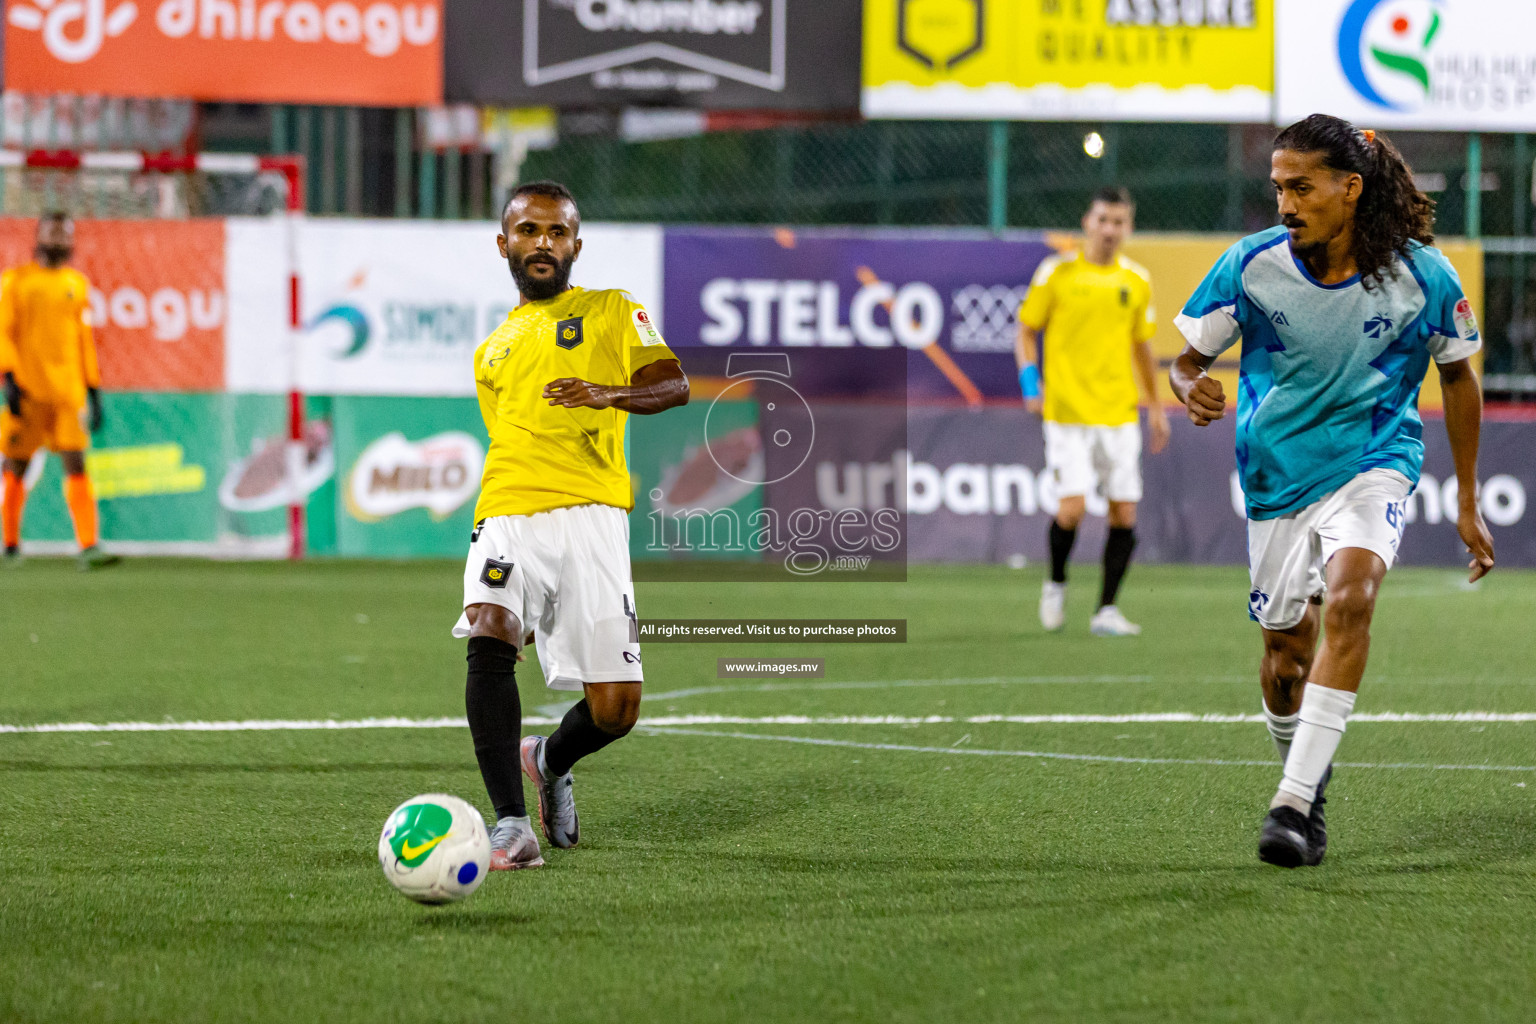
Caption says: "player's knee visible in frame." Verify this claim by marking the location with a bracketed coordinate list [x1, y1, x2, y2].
[466, 604, 523, 647]
[589, 691, 640, 735]
[1108, 504, 1137, 529]
[1263, 645, 1310, 689]
[1055, 504, 1086, 530]
[1324, 584, 1377, 640]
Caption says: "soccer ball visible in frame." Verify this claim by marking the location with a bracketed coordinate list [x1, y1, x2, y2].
[377, 794, 491, 905]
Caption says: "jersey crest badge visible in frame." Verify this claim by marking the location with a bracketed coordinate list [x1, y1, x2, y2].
[555, 317, 585, 350]
[1453, 298, 1479, 340]
[1363, 314, 1395, 339]
[479, 558, 514, 588]
[632, 307, 663, 346]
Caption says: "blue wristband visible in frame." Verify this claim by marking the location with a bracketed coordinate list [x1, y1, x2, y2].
[1019, 364, 1041, 399]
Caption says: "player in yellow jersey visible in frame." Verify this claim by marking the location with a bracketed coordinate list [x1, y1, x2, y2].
[449, 181, 688, 870]
[1016, 187, 1168, 636]
[1, 212, 118, 569]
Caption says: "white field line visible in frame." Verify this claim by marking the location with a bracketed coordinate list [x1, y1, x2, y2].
[641, 673, 1536, 702]
[635, 726, 1536, 774]
[6, 711, 1536, 734]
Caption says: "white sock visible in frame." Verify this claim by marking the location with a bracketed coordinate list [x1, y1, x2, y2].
[1274, 683, 1356, 813]
[1262, 700, 1299, 763]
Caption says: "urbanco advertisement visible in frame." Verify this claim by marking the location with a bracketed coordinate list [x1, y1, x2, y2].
[905, 407, 1536, 571]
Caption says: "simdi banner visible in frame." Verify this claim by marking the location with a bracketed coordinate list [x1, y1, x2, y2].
[225, 219, 664, 397]
[1277, 0, 1536, 131]
[3, 0, 443, 105]
[862, 0, 1273, 122]
[444, 0, 861, 109]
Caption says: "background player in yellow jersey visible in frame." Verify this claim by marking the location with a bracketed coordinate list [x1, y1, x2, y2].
[450, 181, 688, 870]
[1016, 187, 1168, 636]
[1, 212, 117, 569]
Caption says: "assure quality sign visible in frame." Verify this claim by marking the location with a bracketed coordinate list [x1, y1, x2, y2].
[1277, 0, 1536, 130]
[862, 0, 1272, 121]
[3, 0, 444, 105]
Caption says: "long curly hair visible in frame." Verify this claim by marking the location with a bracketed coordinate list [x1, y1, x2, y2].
[1273, 114, 1435, 289]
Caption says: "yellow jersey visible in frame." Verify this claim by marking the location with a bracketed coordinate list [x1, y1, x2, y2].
[0, 262, 99, 407]
[472, 286, 679, 520]
[1018, 252, 1155, 427]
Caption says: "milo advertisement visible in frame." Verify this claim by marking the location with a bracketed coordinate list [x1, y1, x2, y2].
[331, 396, 485, 557]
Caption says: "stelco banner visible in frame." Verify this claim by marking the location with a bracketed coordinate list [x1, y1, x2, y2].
[2, 0, 444, 104]
[662, 226, 1055, 402]
[1277, 0, 1536, 131]
[862, 0, 1273, 122]
[443, 0, 860, 109]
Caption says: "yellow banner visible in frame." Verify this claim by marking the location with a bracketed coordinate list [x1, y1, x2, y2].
[862, 1, 1273, 122]
[1120, 234, 1483, 411]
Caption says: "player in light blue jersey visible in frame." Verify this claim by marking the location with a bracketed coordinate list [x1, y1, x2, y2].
[1169, 115, 1495, 869]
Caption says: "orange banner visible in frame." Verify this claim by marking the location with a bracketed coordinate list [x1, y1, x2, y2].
[0, 218, 226, 391]
[2, 0, 442, 105]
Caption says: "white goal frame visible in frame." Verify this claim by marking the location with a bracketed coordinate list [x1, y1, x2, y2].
[0, 149, 309, 559]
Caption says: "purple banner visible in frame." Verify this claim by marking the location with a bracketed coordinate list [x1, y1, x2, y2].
[906, 408, 1536, 569]
[662, 227, 1056, 402]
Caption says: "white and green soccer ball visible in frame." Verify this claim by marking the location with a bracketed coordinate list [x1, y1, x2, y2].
[378, 794, 491, 905]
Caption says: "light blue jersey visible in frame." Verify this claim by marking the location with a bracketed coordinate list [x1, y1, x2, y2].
[1175, 227, 1480, 520]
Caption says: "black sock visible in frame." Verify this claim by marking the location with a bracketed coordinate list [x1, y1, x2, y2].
[465, 636, 525, 820]
[544, 699, 625, 778]
[1048, 520, 1077, 584]
[1101, 527, 1137, 608]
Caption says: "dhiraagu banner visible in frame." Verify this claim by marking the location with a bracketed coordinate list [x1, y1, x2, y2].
[862, 0, 1273, 122]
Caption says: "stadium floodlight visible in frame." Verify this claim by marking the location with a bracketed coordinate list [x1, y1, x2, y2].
[0, 149, 308, 560]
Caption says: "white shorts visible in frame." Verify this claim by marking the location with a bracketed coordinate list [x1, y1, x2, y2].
[452, 503, 643, 691]
[1043, 420, 1143, 503]
[1246, 468, 1412, 631]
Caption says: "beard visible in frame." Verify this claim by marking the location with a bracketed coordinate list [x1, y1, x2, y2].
[508, 251, 574, 301]
[37, 244, 72, 265]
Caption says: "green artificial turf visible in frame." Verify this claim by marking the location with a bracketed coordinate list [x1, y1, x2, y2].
[2, 559, 1534, 1023]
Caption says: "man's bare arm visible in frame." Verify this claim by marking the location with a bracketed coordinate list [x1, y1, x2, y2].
[1168, 344, 1226, 426]
[1133, 340, 1171, 453]
[543, 358, 689, 414]
[1438, 357, 1495, 582]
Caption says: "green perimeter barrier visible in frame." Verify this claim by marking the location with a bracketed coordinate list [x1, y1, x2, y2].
[11, 393, 762, 560]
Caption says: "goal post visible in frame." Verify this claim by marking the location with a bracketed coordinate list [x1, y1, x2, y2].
[0, 149, 309, 559]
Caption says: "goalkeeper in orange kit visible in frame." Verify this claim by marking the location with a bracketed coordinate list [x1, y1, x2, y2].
[1, 212, 118, 568]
